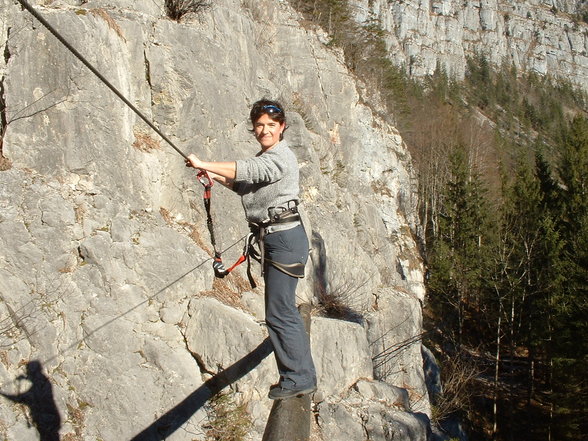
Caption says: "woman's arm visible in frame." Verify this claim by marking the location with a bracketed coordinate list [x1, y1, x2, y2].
[208, 170, 234, 189]
[186, 154, 237, 180]
[185, 154, 235, 189]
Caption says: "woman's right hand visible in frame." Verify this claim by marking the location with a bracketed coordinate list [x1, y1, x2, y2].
[185, 155, 237, 182]
[185, 153, 202, 169]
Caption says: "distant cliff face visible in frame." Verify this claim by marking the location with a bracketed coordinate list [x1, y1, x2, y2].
[0, 1, 430, 440]
[352, 0, 588, 91]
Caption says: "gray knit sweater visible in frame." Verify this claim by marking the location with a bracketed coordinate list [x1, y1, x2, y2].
[233, 140, 300, 223]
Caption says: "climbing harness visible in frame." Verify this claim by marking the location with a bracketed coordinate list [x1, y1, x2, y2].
[249, 201, 306, 279]
[197, 170, 306, 283]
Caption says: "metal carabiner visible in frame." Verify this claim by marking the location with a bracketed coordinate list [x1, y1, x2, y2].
[197, 170, 213, 199]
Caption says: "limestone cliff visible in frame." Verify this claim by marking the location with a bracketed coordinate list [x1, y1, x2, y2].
[352, 0, 588, 91]
[0, 1, 430, 440]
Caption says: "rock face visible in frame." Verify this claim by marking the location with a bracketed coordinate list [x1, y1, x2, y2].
[352, 0, 588, 91]
[4, 0, 582, 440]
[0, 1, 429, 439]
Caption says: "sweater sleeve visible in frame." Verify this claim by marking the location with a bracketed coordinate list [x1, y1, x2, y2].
[235, 150, 285, 184]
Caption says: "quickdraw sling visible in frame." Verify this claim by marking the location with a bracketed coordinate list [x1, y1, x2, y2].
[196, 170, 260, 288]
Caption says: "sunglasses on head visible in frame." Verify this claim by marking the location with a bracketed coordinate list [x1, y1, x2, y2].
[262, 105, 283, 114]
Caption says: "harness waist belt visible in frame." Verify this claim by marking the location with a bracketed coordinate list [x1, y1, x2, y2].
[246, 200, 304, 279]
[261, 220, 301, 235]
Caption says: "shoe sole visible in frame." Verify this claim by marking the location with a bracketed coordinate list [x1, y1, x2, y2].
[268, 386, 317, 400]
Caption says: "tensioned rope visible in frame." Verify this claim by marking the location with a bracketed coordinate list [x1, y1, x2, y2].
[15, 0, 189, 160]
[0, 232, 249, 390]
[14, 0, 245, 268]
[47, 232, 249, 362]
[5, 1, 257, 367]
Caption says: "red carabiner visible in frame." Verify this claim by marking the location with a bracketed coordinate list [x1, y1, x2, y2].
[197, 170, 213, 199]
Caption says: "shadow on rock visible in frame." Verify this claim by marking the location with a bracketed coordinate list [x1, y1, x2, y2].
[131, 337, 273, 441]
[0, 360, 61, 441]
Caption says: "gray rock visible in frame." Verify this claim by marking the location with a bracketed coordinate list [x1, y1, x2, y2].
[183, 297, 275, 399]
[0, 0, 489, 438]
[311, 317, 374, 398]
[354, 378, 411, 410]
[352, 0, 588, 92]
[367, 288, 431, 416]
[316, 401, 366, 440]
[422, 345, 443, 402]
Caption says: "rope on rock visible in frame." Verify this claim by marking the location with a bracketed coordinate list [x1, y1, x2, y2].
[16, 0, 255, 280]
[15, 0, 189, 160]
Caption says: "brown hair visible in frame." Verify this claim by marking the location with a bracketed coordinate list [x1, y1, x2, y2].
[249, 99, 287, 140]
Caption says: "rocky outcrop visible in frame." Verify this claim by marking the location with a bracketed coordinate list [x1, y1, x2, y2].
[1, 0, 428, 440]
[352, 0, 588, 91]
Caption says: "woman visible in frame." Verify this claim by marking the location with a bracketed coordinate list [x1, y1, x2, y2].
[186, 99, 317, 400]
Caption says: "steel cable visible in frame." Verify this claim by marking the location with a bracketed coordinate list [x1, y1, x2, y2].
[15, 0, 189, 159]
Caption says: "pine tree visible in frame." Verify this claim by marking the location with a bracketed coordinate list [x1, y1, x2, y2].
[428, 146, 492, 347]
[550, 116, 588, 440]
[500, 157, 544, 350]
[486, 155, 552, 439]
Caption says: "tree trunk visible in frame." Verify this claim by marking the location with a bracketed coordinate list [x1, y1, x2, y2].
[493, 301, 502, 441]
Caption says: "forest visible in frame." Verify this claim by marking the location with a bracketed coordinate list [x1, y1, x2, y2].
[290, 1, 588, 440]
[418, 60, 588, 441]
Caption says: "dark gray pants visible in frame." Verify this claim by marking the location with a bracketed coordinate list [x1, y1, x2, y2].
[263, 224, 316, 389]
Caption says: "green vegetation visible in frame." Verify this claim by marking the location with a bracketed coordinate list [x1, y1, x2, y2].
[418, 52, 588, 441]
[204, 392, 252, 441]
[290, 1, 588, 440]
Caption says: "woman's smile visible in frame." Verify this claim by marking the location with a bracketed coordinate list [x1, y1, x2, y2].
[254, 113, 284, 150]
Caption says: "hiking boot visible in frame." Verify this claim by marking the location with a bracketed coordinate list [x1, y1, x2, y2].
[268, 385, 317, 400]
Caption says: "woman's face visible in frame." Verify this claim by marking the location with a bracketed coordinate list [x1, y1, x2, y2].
[254, 113, 285, 150]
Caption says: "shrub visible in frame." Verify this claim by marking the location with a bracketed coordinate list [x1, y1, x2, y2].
[165, 0, 211, 21]
[204, 392, 252, 441]
[314, 278, 369, 323]
[0, 156, 11, 171]
[430, 353, 479, 424]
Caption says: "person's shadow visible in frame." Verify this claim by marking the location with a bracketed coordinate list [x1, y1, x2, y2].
[131, 338, 273, 440]
[0, 360, 61, 441]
